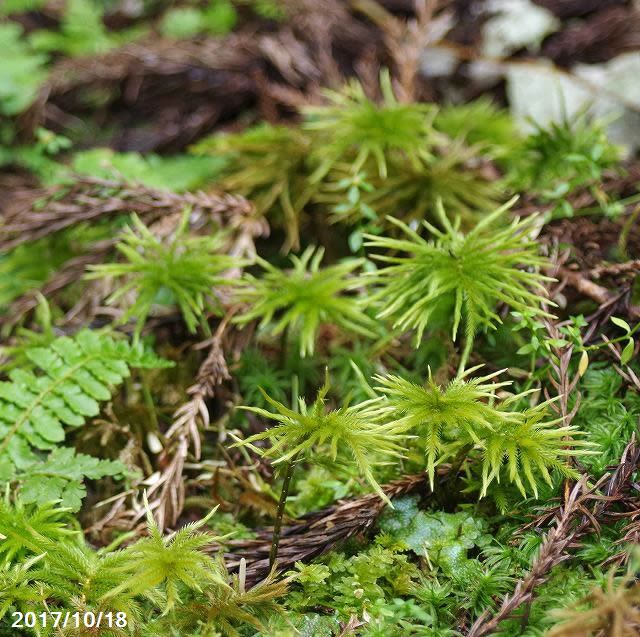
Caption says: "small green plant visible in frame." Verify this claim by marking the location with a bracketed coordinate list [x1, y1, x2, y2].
[0, 0, 46, 14]
[290, 541, 421, 619]
[167, 562, 290, 635]
[508, 110, 620, 201]
[234, 373, 406, 564]
[379, 497, 491, 566]
[303, 71, 436, 180]
[0, 329, 170, 508]
[192, 123, 314, 250]
[0, 498, 75, 562]
[86, 211, 240, 338]
[572, 367, 640, 475]
[609, 316, 638, 365]
[107, 500, 228, 612]
[360, 143, 502, 225]
[236, 374, 405, 499]
[434, 97, 519, 158]
[0, 23, 47, 116]
[1, 11, 636, 633]
[0, 127, 71, 183]
[365, 198, 553, 372]
[0, 498, 288, 634]
[234, 246, 375, 357]
[0, 237, 72, 313]
[29, 0, 117, 56]
[235, 347, 289, 408]
[366, 367, 588, 496]
[72, 148, 226, 192]
[160, 0, 238, 38]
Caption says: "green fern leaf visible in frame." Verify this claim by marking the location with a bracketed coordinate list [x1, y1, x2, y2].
[0, 330, 172, 480]
[17, 448, 127, 510]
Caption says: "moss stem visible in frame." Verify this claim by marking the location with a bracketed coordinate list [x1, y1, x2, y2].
[269, 455, 298, 568]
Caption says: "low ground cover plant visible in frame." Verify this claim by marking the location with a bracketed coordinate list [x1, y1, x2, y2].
[1, 1, 640, 635]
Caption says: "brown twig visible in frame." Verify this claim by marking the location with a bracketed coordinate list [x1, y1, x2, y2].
[468, 436, 640, 637]
[146, 316, 235, 529]
[351, 0, 445, 102]
[215, 472, 432, 586]
[558, 267, 612, 306]
[590, 259, 640, 280]
[543, 318, 582, 430]
[1, 176, 253, 252]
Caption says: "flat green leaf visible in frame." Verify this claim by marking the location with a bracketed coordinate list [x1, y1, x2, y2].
[611, 317, 631, 333]
[621, 338, 635, 365]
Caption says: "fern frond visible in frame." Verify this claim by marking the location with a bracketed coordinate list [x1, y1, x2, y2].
[15, 447, 127, 510]
[0, 329, 171, 483]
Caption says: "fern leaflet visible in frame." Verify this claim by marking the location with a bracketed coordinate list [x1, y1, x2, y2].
[0, 330, 172, 482]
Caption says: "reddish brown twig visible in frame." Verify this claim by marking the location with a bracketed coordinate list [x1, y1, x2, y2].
[1, 176, 253, 252]
[543, 318, 582, 430]
[468, 436, 640, 637]
[215, 472, 431, 586]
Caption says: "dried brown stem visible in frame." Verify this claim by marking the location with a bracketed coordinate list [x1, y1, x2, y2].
[217, 472, 431, 586]
[351, 0, 443, 102]
[468, 436, 640, 637]
[541, 316, 583, 438]
[1, 176, 253, 252]
[590, 259, 640, 280]
[20, 1, 382, 149]
[559, 267, 612, 306]
[147, 318, 234, 529]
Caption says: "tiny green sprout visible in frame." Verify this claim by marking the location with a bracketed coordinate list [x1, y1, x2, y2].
[234, 245, 375, 357]
[233, 371, 407, 565]
[610, 316, 638, 365]
[86, 209, 239, 339]
[365, 197, 554, 374]
[364, 366, 591, 497]
[303, 69, 437, 181]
